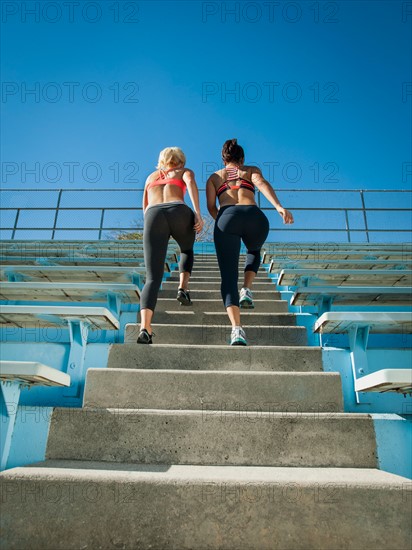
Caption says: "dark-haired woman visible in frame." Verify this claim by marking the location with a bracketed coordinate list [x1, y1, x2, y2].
[206, 139, 294, 346]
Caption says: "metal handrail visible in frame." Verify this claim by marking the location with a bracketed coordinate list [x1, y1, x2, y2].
[1, 188, 411, 243]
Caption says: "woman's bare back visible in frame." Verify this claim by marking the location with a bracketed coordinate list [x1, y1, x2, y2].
[211, 165, 258, 207]
[145, 168, 188, 206]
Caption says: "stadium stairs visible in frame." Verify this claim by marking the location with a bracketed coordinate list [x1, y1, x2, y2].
[0, 241, 411, 549]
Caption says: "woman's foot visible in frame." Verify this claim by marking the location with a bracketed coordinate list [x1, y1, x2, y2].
[230, 326, 247, 346]
[239, 287, 254, 309]
[177, 288, 192, 306]
[137, 328, 153, 344]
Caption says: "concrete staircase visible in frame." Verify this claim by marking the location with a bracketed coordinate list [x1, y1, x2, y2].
[1, 256, 411, 549]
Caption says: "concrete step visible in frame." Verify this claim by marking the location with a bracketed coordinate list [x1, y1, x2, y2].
[191, 265, 227, 270]
[158, 289, 281, 300]
[147, 312, 297, 326]
[125, 323, 308, 346]
[107, 344, 323, 371]
[46, 408, 377, 467]
[162, 281, 277, 291]
[155, 298, 289, 313]
[168, 273, 272, 282]
[2, 462, 410, 550]
[192, 261, 260, 267]
[84, 369, 343, 411]
[191, 265, 242, 271]
[192, 264, 267, 277]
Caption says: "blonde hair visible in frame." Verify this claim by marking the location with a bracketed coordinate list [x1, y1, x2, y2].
[156, 147, 186, 170]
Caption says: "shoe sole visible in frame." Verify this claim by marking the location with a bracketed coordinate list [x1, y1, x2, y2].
[137, 332, 152, 344]
[177, 295, 192, 306]
[137, 338, 152, 344]
[230, 340, 247, 346]
[240, 300, 254, 309]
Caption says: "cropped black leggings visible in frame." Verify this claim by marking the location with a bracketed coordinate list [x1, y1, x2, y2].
[140, 203, 195, 311]
[214, 205, 269, 308]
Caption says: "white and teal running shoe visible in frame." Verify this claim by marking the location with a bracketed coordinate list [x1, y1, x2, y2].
[239, 287, 254, 309]
[230, 326, 247, 346]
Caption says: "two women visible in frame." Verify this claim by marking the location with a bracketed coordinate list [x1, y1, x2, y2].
[138, 140, 293, 346]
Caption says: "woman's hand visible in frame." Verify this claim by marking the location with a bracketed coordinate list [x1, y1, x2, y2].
[194, 212, 204, 233]
[277, 207, 294, 224]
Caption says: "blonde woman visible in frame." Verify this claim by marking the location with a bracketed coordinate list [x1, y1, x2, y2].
[138, 147, 204, 344]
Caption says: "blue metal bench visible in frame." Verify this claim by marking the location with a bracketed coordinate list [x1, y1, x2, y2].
[268, 259, 412, 274]
[0, 282, 140, 309]
[262, 243, 412, 264]
[278, 268, 412, 288]
[0, 360, 70, 470]
[291, 286, 412, 313]
[0, 305, 119, 399]
[1, 265, 145, 284]
[314, 312, 412, 402]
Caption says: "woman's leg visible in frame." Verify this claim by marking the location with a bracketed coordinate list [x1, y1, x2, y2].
[167, 204, 195, 292]
[179, 271, 190, 291]
[243, 270, 256, 290]
[226, 305, 241, 328]
[214, 207, 248, 345]
[242, 207, 270, 285]
[214, 210, 242, 319]
[139, 207, 170, 334]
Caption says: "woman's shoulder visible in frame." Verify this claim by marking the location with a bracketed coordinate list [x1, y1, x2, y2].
[242, 164, 260, 173]
[213, 168, 225, 178]
[182, 167, 194, 176]
[146, 170, 160, 183]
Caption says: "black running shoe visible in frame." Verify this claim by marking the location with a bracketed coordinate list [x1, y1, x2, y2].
[177, 288, 192, 306]
[137, 328, 153, 344]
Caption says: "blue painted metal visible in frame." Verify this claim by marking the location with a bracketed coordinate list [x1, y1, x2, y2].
[0, 381, 22, 470]
[372, 414, 412, 479]
[107, 292, 121, 317]
[63, 321, 89, 399]
[295, 313, 320, 346]
[348, 323, 371, 404]
[322, 348, 412, 415]
[6, 405, 52, 470]
[5, 270, 25, 282]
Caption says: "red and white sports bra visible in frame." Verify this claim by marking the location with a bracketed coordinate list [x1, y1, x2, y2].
[146, 168, 187, 195]
[217, 166, 255, 198]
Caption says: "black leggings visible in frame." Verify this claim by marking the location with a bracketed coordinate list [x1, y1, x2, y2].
[214, 205, 269, 308]
[140, 203, 195, 311]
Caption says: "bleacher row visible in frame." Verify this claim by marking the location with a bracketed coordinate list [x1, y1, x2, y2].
[0, 241, 412, 476]
[0, 240, 177, 329]
[264, 242, 412, 397]
[0, 239, 410, 403]
[0, 239, 180, 471]
[0, 240, 411, 389]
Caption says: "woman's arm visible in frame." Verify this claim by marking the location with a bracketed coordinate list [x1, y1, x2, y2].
[206, 175, 219, 219]
[183, 169, 204, 232]
[142, 178, 149, 212]
[251, 167, 294, 224]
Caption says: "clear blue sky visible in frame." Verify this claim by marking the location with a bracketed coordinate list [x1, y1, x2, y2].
[1, 0, 411, 199]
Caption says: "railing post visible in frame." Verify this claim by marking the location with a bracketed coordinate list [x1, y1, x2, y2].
[344, 209, 351, 243]
[359, 191, 370, 243]
[51, 189, 63, 241]
[98, 209, 105, 240]
[11, 209, 20, 240]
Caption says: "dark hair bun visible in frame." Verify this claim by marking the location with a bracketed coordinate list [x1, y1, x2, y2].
[222, 139, 245, 164]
